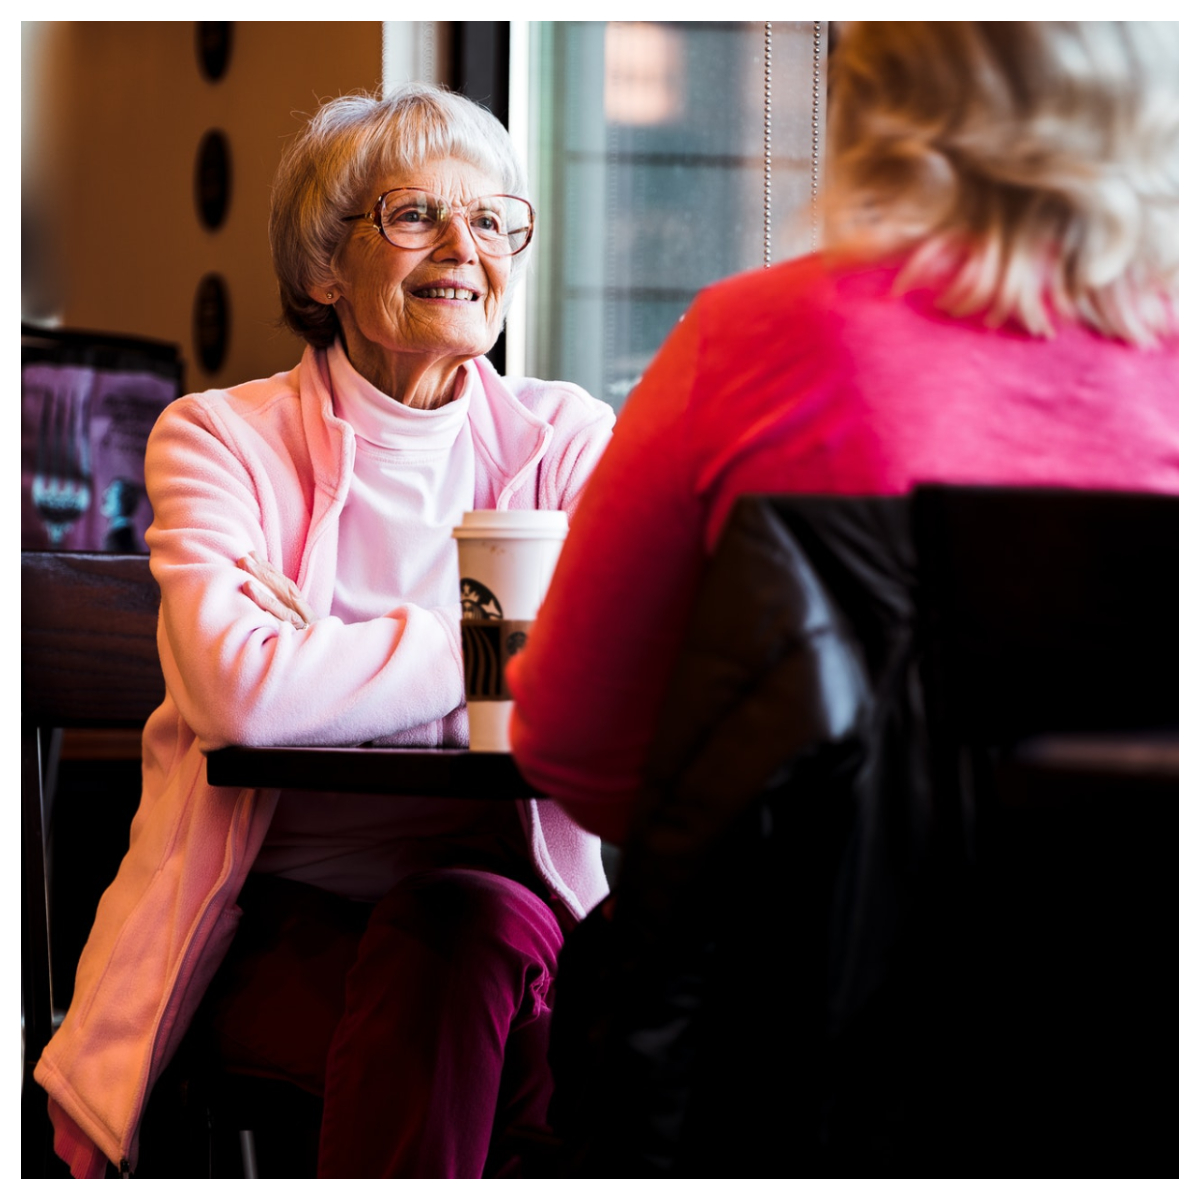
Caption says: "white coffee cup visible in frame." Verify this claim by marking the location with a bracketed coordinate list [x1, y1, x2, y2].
[451, 509, 568, 751]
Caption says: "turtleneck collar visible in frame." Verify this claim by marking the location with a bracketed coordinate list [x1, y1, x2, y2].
[327, 337, 472, 452]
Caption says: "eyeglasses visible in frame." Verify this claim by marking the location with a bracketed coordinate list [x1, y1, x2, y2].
[341, 188, 535, 257]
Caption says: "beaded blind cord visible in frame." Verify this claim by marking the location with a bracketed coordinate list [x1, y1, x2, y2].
[763, 22, 772, 268]
[764, 21, 824, 265]
[811, 21, 822, 251]
[421, 21, 436, 82]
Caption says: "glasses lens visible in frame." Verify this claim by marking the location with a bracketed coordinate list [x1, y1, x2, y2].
[379, 190, 440, 246]
[378, 190, 532, 255]
[467, 196, 534, 255]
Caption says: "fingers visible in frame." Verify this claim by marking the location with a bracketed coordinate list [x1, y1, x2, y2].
[241, 578, 309, 630]
[237, 553, 315, 630]
[237, 552, 266, 589]
[237, 578, 304, 633]
[238, 551, 277, 590]
[285, 581, 317, 626]
[244, 552, 317, 623]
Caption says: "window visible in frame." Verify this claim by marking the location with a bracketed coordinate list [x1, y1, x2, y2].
[513, 21, 825, 410]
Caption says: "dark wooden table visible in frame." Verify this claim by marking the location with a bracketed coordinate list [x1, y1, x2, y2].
[204, 745, 534, 798]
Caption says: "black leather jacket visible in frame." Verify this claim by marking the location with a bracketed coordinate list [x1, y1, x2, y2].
[545, 493, 940, 1177]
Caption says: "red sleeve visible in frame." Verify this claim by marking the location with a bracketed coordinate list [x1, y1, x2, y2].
[507, 305, 709, 846]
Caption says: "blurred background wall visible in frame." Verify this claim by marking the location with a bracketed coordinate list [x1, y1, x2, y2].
[20, 21, 434, 393]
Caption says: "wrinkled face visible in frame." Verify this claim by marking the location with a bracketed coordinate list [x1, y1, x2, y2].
[321, 156, 512, 389]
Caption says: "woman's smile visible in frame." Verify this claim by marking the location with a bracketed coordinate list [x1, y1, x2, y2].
[408, 280, 483, 302]
[321, 156, 511, 408]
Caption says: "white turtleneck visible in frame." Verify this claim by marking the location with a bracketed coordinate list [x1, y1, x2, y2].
[328, 339, 474, 621]
[253, 342, 528, 903]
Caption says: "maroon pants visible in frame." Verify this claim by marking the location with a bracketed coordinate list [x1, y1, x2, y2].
[202, 868, 564, 1177]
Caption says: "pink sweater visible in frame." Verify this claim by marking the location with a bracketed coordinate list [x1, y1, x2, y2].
[507, 255, 1179, 846]
[34, 346, 615, 1177]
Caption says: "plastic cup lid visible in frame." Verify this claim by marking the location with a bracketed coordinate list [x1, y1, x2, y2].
[452, 509, 569, 539]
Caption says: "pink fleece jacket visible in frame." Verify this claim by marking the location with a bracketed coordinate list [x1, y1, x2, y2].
[34, 346, 615, 1178]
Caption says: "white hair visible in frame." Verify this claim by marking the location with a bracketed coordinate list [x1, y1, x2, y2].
[269, 83, 530, 348]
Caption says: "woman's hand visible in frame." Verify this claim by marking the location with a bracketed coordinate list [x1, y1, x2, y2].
[237, 551, 316, 631]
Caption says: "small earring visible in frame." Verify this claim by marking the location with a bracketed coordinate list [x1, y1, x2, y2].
[325, 292, 335, 302]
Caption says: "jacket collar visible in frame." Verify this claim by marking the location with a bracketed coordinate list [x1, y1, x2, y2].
[468, 355, 553, 509]
[298, 343, 355, 504]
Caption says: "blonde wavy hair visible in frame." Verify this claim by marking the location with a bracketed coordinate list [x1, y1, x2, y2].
[821, 22, 1178, 346]
[269, 83, 530, 349]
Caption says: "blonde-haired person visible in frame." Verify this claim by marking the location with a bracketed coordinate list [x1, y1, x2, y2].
[35, 83, 614, 1178]
[508, 21, 1178, 847]
[823, 21, 1177, 345]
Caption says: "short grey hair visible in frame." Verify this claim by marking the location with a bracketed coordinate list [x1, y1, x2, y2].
[269, 83, 530, 349]
[821, 22, 1178, 346]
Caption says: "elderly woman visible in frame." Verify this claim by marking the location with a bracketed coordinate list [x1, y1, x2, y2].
[35, 84, 614, 1178]
[508, 21, 1179, 845]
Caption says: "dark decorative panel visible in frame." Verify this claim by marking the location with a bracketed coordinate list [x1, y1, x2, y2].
[194, 129, 231, 231]
[193, 273, 230, 375]
[196, 22, 234, 82]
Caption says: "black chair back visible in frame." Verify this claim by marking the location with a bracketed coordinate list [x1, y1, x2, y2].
[544, 486, 1178, 1178]
[916, 484, 1176, 740]
[913, 486, 1178, 1174]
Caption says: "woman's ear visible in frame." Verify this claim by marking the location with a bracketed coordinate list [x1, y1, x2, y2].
[308, 282, 339, 306]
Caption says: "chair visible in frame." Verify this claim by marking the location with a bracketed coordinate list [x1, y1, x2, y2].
[22, 551, 164, 1176]
[541, 486, 1178, 1177]
[21, 551, 322, 1178]
[911, 485, 1178, 1175]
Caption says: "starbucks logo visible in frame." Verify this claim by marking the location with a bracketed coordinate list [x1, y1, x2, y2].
[461, 616, 533, 701]
[461, 577, 503, 621]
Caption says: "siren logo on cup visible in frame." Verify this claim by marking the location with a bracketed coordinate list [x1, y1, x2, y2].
[461, 577, 502, 621]
[462, 618, 533, 701]
[463, 621, 504, 699]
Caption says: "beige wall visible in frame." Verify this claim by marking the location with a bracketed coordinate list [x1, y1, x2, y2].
[22, 21, 388, 392]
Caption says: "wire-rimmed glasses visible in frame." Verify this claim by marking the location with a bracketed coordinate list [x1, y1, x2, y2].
[341, 189, 535, 257]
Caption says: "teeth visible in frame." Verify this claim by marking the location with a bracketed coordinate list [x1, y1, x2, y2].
[414, 287, 477, 300]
